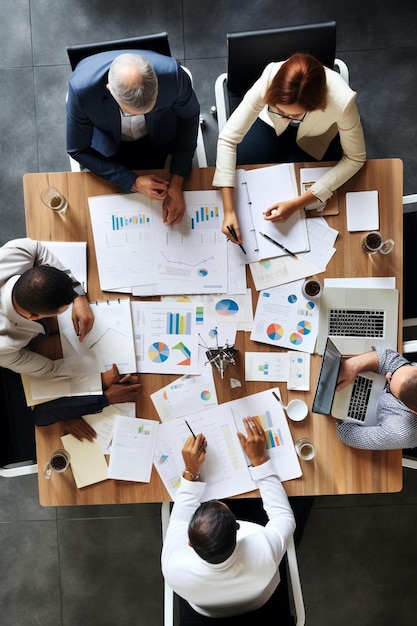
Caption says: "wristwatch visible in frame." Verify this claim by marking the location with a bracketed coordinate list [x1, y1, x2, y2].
[182, 469, 200, 481]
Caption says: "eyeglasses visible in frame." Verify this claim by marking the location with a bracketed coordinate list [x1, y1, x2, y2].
[267, 106, 307, 123]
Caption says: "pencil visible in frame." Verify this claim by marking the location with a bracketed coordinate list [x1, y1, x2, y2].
[258, 231, 298, 259]
[227, 225, 246, 255]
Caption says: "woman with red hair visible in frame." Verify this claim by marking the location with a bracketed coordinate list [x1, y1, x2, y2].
[213, 53, 366, 242]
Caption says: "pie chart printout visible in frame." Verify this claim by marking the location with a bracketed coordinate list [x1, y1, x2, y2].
[215, 299, 239, 316]
[267, 323, 284, 341]
[148, 342, 170, 363]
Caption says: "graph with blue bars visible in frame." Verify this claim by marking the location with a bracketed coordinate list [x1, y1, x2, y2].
[191, 205, 220, 229]
[111, 213, 150, 230]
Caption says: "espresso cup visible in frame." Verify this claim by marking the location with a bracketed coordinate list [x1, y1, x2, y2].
[301, 278, 323, 300]
[43, 449, 70, 479]
[295, 438, 316, 461]
[40, 186, 68, 214]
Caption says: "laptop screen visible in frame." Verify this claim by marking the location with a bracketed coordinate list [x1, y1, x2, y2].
[312, 338, 343, 415]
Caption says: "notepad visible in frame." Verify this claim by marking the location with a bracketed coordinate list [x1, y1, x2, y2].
[346, 191, 379, 231]
[61, 435, 109, 488]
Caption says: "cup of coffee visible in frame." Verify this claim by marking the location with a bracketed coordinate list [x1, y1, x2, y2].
[302, 278, 323, 300]
[295, 438, 316, 461]
[362, 231, 384, 254]
[40, 186, 68, 214]
[43, 449, 70, 479]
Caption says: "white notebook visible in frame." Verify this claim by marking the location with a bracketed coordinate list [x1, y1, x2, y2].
[346, 190, 379, 231]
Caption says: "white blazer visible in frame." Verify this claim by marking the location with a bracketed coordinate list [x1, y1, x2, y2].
[213, 62, 366, 202]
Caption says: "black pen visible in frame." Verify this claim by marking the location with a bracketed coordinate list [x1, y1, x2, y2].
[227, 225, 246, 255]
[258, 231, 298, 259]
[185, 420, 206, 453]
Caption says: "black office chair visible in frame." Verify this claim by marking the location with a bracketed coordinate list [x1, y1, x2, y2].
[66, 32, 171, 71]
[66, 32, 207, 168]
[214, 21, 349, 132]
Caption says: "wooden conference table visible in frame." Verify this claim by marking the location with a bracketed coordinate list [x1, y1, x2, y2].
[23, 159, 403, 506]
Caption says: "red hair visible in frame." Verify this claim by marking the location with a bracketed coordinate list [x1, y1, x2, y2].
[265, 53, 327, 111]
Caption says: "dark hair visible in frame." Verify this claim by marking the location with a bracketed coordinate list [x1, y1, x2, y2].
[265, 52, 327, 111]
[13, 266, 76, 315]
[398, 374, 417, 413]
[188, 500, 237, 564]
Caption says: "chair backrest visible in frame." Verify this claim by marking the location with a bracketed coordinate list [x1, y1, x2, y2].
[66, 31, 171, 70]
[226, 21, 337, 103]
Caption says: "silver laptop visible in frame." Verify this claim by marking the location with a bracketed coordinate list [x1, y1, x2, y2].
[317, 287, 399, 355]
[312, 337, 386, 425]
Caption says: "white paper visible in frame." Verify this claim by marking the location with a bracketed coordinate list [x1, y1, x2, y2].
[151, 369, 218, 422]
[251, 279, 320, 354]
[24, 372, 102, 404]
[42, 241, 87, 292]
[235, 164, 310, 262]
[161, 290, 254, 332]
[58, 299, 137, 374]
[154, 389, 301, 500]
[249, 217, 337, 291]
[130, 300, 202, 374]
[245, 352, 289, 382]
[108, 416, 158, 482]
[88, 190, 228, 294]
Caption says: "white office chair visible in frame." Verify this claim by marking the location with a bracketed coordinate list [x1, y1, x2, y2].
[0, 462, 38, 478]
[161, 501, 305, 626]
[214, 21, 349, 133]
[66, 32, 207, 172]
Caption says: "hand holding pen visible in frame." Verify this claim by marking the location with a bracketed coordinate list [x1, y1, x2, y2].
[185, 420, 207, 454]
[226, 225, 246, 255]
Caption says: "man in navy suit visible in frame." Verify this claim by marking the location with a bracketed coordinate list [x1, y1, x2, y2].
[67, 50, 200, 224]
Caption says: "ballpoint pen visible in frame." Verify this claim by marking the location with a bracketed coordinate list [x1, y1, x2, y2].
[226, 225, 246, 255]
[185, 420, 206, 453]
[258, 231, 298, 259]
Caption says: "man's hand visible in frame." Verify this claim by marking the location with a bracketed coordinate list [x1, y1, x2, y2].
[101, 363, 142, 403]
[336, 351, 379, 391]
[162, 175, 186, 225]
[237, 416, 268, 467]
[182, 433, 207, 477]
[132, 175, 169, 200]
[63, 417, 97, 442]
[72, 295, 94, 342]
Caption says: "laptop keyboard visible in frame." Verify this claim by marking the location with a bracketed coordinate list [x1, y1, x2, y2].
[329, 309, 385, 338]
[347, 375, 373, 421]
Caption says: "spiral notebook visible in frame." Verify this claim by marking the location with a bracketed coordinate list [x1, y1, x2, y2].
[234, 164, 310, 263]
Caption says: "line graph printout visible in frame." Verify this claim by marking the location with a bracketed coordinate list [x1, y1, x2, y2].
[154, 389, 301, 500]
[130, 301, 202, 374]
[88, 190, 228, 294]
[58, 299, 137, 374]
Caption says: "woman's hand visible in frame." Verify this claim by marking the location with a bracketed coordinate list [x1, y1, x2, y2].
[263, 199, 299, 223]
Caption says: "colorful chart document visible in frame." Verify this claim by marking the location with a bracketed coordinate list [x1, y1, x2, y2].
[251, 279, 320, 354]
[88, 190, 228, 294]
[130, 300, 202, 374]
[154, 389, 302, 501]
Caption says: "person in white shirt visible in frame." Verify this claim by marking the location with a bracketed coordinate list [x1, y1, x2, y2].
[161, 416, 295, 618]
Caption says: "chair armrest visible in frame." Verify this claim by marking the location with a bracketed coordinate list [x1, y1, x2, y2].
[214, 72, 228, 133]
[334, 58, 349, 84]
